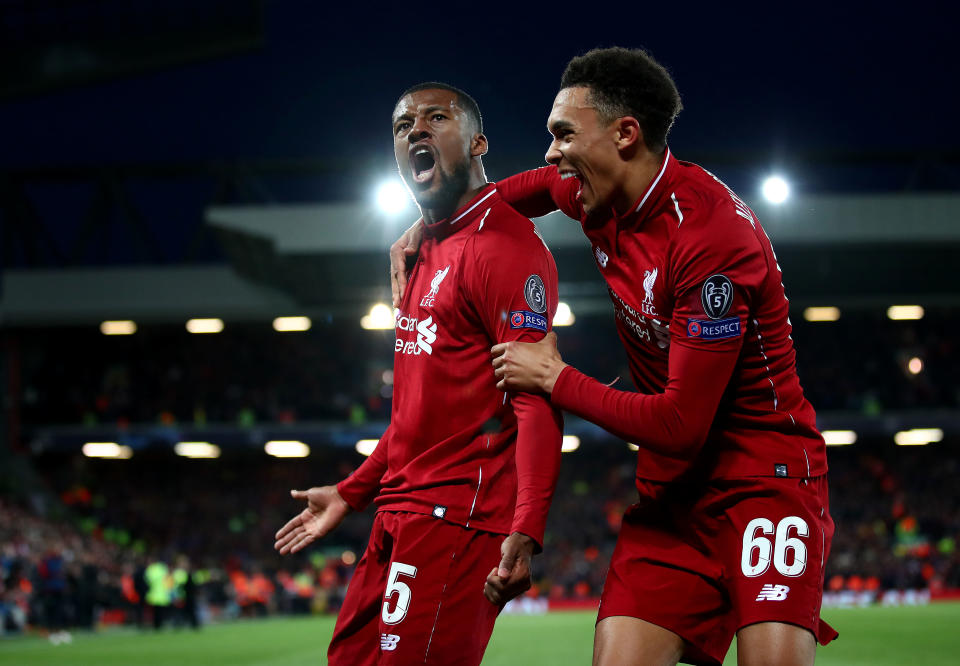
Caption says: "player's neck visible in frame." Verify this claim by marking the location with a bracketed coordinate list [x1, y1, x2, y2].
[421, 178, 489, 225]
[615, 149, 667, 214]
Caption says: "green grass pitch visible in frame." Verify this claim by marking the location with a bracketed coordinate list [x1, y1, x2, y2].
[2, 603, 959, 665]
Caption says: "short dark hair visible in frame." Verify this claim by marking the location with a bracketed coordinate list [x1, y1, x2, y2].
[396, 82, 483, 133]
[560, 47, 682, 153]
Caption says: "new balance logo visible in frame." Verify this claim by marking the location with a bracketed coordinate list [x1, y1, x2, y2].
[594, 246, 609, 268]
[756, 584, 790, 601]
[380, 633, 400, 651]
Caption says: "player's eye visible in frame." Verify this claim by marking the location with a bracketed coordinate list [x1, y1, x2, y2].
[395, 122, 411, 135]
[431, 113, 446, 121]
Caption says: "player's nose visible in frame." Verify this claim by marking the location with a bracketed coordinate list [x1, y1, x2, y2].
[408, 117, 431, 143]
[545, 140, 562, 166]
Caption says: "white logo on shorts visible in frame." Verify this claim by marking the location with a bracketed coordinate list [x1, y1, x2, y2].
[755, 584, 790, 601]
[380, 633, 400, 651]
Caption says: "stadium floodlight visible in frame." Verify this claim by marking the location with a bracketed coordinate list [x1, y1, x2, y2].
[761, 175, 790, 204]
[803, 307, 840, 322]
[341, 550, 357, 566]
[100, 320, 137, 335]
[887, 305, 924, 321]
[82, 442, 133, 459]
[360, 303, 395, 330]
[273, 316, 312, 332]
[265, 441, 310, 458]
[174, 442, 221, 459]
[186, 318, 224, 334]
[561, 435, 580, 453]
[376, 180, 411, 214]
[907, 357, 923, 375]
[553, 302, 576, 327]
[893, 428, 943, 446]
[355, 439, 379, 456]
[822, 430, 857, 446]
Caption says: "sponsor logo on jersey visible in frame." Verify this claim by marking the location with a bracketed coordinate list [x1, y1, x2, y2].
[432, 505, 447, 518]
[380, 633, 401, 651]
[594, 246, 609, 268]
[416, 316, 437, 354]
[701, 274, 734, 319]
[642, 267, 659, 316]
[420, 265, 450, 308]
[610, 288, 657, 346]
[394, 313, 438, 355]
[524, 274, 547, 313]
[687, 316, 741, 340]
[509, 310, 547, 332]
[755, 584, 790, 601]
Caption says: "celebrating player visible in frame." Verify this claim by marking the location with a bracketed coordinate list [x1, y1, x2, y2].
[391, 50, 837, 666]
[275, 82, 563, 666]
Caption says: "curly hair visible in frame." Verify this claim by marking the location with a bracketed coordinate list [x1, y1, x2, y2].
[561, 47, 682, 153]
[396, 82, 483, 134]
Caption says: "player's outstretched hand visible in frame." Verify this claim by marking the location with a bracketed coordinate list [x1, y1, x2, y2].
[483, 532, 536, 606]
[274, 486, 351, 555]
[390, 219, 425, 307]
[491, 331, 566, 393]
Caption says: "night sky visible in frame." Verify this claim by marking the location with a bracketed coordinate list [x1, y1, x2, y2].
[1, 2, 955, 207]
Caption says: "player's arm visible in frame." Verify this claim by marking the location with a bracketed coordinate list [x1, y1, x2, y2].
[461, 222, 564, 605]
[274, 428, 390, 554]
[494, 213, 765, 460]
[498, 337, 739, 459]
[336, 425, 390, 510]
[497, 165, 582, 220]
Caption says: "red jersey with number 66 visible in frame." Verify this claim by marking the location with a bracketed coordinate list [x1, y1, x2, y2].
[499, 151, 828, 483]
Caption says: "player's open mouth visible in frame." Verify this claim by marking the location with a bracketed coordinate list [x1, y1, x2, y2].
[411, 147, 436, 184]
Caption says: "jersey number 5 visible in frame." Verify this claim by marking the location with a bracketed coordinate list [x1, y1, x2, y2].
[382, 561, 418, 625]
[740, 516, 809, 577]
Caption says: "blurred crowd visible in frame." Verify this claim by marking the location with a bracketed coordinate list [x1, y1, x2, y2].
[3, 306, 957, 635]
[3, 439, 958, 635]
[10, 308, 960, 430]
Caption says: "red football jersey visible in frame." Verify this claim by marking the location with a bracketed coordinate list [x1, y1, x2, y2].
[337, 184, 563, 545]
[499, 151, 828, 482]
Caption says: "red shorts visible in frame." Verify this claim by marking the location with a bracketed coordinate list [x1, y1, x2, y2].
[328, 511, 504, 666]
[599, 475, 837, 666]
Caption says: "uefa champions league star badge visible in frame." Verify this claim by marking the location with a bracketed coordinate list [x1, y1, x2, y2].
[524, 275, 547, 313]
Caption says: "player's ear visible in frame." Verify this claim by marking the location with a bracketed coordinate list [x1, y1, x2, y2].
[615, 116, 643, 152]
[471, 132, 488, 157]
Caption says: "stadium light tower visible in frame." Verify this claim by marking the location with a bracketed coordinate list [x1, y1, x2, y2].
[376, 180, 411, 214]
[761, 175, 790, 204]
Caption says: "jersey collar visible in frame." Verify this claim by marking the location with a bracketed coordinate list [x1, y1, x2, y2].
[614, 148, 678, 226]
[422, 183, 499, 241]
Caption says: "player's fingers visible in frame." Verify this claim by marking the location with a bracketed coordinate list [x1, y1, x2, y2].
[275, 514, 301, 540]
[290, 489, 308, 500]
[288, 532, 314, 554]
[496, 379, 506, 391]
[490, 342, 508, 358]
[545, 331, 558, 347]
[275, 525, 303, 552]
[498, 549, 517, 579]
